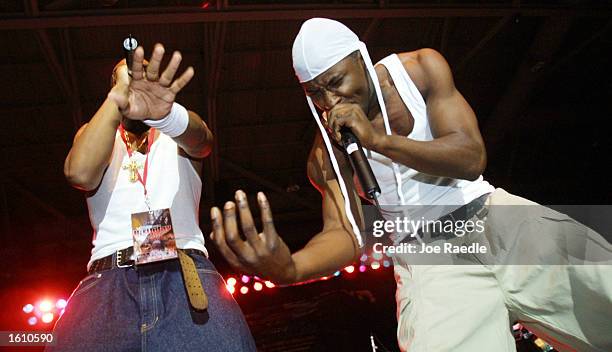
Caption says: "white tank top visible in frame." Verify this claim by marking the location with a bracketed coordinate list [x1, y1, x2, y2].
[86, 130, 207, 269]
[366, 54, 494, 228]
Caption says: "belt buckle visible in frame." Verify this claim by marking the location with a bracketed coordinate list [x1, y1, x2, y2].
[116, 249, 133, 268]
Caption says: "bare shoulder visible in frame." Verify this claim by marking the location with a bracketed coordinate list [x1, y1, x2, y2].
[76, 122, 89, 135]
[72, 123, 89, 143]
[307, 134, 330, 191]
[396, 48, 454, 98]
[307, 133, 350, 192]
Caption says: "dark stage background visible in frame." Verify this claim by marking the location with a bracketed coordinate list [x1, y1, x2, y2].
[1, 0, 611, 351]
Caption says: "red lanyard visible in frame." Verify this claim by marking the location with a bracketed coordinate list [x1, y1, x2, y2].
[119, 124, 156, 197]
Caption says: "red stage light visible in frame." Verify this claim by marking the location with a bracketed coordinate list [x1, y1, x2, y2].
[240, 286, 249, 295]
[226, 284, 236, 295]
[56, 299, 67, 309]
[39, 300, 53, 313]
[23, 304, 34, 314]
[241, 275, 250, 284]
[27, 317, 37, 326]
[41, 313, 54, 324]
[227, 277, 237, 286]
[344, 265, 355, 273]
[264, 281, 275, 288]
[359, 265, 367, 272]
[371, 262, 381, 270]
[200, 1, 210, 9]
[253, 282, 263, 291]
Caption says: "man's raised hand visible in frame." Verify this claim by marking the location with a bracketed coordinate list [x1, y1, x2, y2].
[108, 43, 194, 120]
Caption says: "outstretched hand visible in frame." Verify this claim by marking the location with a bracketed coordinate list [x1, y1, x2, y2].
[210, 191, 297, 284]
[108, 43, 194, 120]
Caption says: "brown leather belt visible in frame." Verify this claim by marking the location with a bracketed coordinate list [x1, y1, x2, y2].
[88, 247, 203, 274]
[88, 247, 208, 311]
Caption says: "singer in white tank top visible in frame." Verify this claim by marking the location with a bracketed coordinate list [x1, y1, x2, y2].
[211, 18, 612, 352]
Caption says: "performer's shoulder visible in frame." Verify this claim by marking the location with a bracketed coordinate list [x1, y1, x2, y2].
[392, 50, 429, 94]
[306, 134, 348, 188]
[307, 134, 328, 176]
[395, 49, 453, 96]
[72, 122, 89, 142]
[396, 48, 447, 65]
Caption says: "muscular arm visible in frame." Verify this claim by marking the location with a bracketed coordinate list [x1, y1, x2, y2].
[372, 49, 487, 180]
[291, 134, 363, 282]
[210, 134, 363, 285]
[63, 91, 123, 191]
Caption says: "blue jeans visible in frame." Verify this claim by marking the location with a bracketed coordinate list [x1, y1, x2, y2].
[46, 252, 256, 351]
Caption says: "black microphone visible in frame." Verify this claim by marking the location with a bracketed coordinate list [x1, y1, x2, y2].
[340, 127, 381, 200]
[122, 35, 138, 76]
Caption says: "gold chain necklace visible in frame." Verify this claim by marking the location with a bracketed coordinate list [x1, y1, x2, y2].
[123, 130, 148, 153]
[122, 130, 148, 183]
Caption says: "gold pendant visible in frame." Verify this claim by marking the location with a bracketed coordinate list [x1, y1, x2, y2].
[122, 159, 143, 183]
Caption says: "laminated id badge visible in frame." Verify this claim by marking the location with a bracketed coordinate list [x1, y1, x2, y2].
[131, 208, 178, 265]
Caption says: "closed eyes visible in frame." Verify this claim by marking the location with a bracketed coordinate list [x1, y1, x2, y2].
[328, 76, 343, 88]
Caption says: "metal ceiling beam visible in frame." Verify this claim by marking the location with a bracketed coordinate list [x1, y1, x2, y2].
[221, 119, 310, 129]
[438, 0, 454, 53]
[440, 17, 452, 54]
[204, 22, 227, 180]
[32, 20, 83, 131]
[0, 182, 10, 236]
[23, 0, 39, 16]
[456, 14, 515, 73]
[547, 19, 612, 76]
[361, 18, 381, 43]
[60, 28, 83, 130]
[35, 29, 73, 100]
[220, 158, 319, 211]
[201, 21, 227, 212]
[2, 6, 610, 31]
[220, 166, 308, 179]
[270, 209, 321, 225]
[221, 142, 308, 152]
[484, 15, 573, 157]
[8, 179, 68, 222]
[416, 18, 436, 48]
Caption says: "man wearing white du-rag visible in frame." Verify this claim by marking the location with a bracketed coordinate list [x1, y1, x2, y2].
[210, 18, 612, 352]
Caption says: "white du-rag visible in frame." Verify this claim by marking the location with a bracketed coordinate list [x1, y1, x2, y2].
[292, 18, 406, 247]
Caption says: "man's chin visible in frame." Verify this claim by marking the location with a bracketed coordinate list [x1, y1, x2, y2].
[122, 119, 150, 135]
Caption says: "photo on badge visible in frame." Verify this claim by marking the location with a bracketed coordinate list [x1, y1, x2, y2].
[131, 208, 178, 265]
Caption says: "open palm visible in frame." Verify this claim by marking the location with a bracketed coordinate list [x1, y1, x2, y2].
[108, 43, 194, 121]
